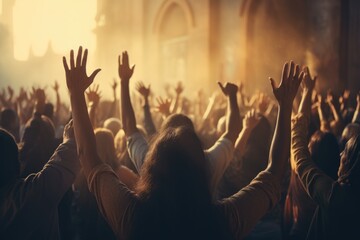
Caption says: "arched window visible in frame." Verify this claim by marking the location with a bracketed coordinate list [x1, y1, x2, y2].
[154, 0, 194, 85]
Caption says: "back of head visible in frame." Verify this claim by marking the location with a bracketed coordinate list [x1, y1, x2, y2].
[309, 130, 340, 180]
[94, 128, 117, 168]
[160, 113, 195, 132]
[103, 118, 122, 137]
[0, 108, 19, 142]
[21, 114, 55, 145]
[20, 114, 56, 175]
[133, 126, 232, 240]
[43, 103, 54, 120]
[0, 129, 19, 188]
[137, 126, 208, 198]
[338, 134, 360, 189]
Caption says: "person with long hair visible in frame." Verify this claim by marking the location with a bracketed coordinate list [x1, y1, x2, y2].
[64, 47, 303, 239]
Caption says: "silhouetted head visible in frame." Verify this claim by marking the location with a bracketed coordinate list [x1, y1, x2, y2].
[137, 126, 209, 200]
[43, 103, 54, 120]
[21, 114, 55, 145]
[160, 113, 195, 132]
[338, 134, 360, 188]
[19, 114, 56, 176]
[94, 128, 118, 168]
[103, 118, 122, 137]
[308, 130, 340, 180]
[0, 108, 19, 142]
[0, 129, 19, 188]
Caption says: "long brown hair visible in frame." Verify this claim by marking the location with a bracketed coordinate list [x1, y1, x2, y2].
[132, 126, 233, 240]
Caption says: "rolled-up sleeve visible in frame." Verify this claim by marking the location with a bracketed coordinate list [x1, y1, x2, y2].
[219, 171, 281, 239]
[127, 132, 149, 173]
[87, 164, 137, 238]
[205, 137, 234, 192]
[291, 113, 333, 205]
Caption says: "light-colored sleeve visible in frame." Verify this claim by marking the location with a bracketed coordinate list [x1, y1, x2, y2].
[205, 137, 234, 192]
[87, 164, 137, 238]
[23, 140, 79, 204]
[291, 113, 334, 205]
[219, 171, 281, 239]
[126, 132, 149, 173]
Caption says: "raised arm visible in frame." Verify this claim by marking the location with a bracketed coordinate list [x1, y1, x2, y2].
[119, 52, 137, 136]
[136, 81, 156, 136]
[63, 47, 101, 174]
[171, 81, 183, 114]
[64, 48, 137, 238]
[298, 67, 316, 117]
[217, 82, 241, 144]
[86, 84, 101, 129]
[52, 80, 61, 120]
[267, 61, 303, 181]
[220, 62, 304, 239]
[234, 109, 260, 159]
[291, 67, 334, 203]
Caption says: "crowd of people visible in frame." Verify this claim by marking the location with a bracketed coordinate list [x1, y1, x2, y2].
[1, 46, 360, 239]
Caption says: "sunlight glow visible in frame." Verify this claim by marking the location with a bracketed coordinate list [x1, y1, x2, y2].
[13, 0, 97, 60]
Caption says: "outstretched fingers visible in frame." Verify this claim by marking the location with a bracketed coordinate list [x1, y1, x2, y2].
[76, 46, 82, 68]
[63, 57, 69, 73]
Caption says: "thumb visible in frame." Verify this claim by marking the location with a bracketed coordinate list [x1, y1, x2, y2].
[89, 68, 101, 82]
[269, 77, 276, 91]
[217, 82, 225, 93]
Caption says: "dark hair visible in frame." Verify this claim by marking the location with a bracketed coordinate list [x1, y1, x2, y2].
[19, 114, 56, 176]
[133, 127, 232, 240]
[338, 134, 360, 188]
[0, 108, 20, 142]
[308, 130, 340, 180]
[0, 128, 19, 188]
[137, 126, 208, 198]
[160, 114, 195, 132]
[43, 103, 54, 120]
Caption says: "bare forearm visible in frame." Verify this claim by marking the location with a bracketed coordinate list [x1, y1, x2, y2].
[121, 82, 138, 136]
[329, 103, 341, 121]
[298, 89, 312, 117]
[223, 94, 241, 144]
[234, 127, 252, 159]
[143, 100, 156, 136]
[70, 93, 100, 173]
[267, 105, 292, 181]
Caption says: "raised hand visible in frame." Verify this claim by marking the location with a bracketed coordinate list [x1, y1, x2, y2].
[63, 119, 75, 142]
[257, 93, 270, 114]
[34, 88, 46, 103]
[175, 82, 184, 95]
[136, 81, 151, 98]
[326, 90, 335, 105]
[63, 46, 101, 93]
[269, 61, 304, 105]
[218, 82, 238, 96]
[156, 97, 172, 116]
[301, 66, 316, 91]
[111, 78, 118, 91]
[118, 51, 135, 82]
[86, 84, 101, 106]
[52, 80, 60, 92]
[17, 87, 28, 102]
[243, 109, 260, 130]
[7, 86, 14, 101]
